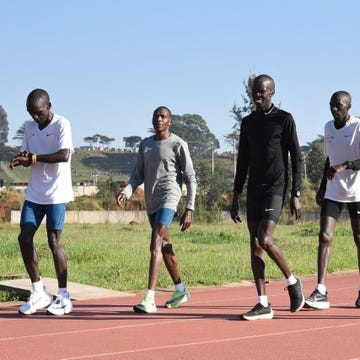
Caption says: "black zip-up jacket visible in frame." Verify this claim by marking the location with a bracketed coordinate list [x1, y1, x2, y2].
[234, 106, 302, 200]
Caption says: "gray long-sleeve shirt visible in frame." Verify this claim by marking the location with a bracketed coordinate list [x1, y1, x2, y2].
[122, 133, 197, 214]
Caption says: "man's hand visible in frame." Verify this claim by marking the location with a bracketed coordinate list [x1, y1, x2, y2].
[116, 192, 127, 208]
[9, 151, 32, 169]
[230, 199, 242, 223]
[290, 196, 302, 221]
[315, 188, 326, 206]
[326, 163, 347, 180]
[180, 209, 193, 232]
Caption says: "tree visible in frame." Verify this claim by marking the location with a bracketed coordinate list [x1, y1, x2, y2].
[193, 159, 231, 222]
[225, 74, 256, 150]
[305, 136, 326, 185]
[157, 114, 219, 158]
[13, 121, 31, 144]
[98, 135, 115, 147]
[123, 136, 142, 152]
[83, 136, 97, 147]
[0, 105, 9, 146]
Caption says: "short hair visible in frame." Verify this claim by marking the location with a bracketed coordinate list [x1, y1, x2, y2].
[253, 74, 275, 91]
[153, 106, 172, 118]
[331, 91, 351, 105]
[27, 89, 50, 105]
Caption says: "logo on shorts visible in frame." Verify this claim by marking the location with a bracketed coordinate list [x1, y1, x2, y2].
[265, 208, 274, 212]
[357, 210, 360, 215]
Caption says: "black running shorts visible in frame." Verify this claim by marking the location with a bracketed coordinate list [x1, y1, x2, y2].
[246, 194, 283, 223]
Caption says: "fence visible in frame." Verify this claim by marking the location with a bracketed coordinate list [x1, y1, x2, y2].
[10, 210, 351, 225]
[10, 210, 147, 225]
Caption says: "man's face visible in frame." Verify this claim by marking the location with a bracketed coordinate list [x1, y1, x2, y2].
[252, 79, 274, 111]
[329, 95, 350, 122]
[152, 108, 172, 132]
[27, 97, 51, 125]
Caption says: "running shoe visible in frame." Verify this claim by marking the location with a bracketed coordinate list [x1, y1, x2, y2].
[47, 292, 73, 316]
[165, 289, 190, 308]
[305, 289, 330, 309]
[240, 303, 274, 320]
[18, 287, 53, 315]
[287, 276, 305, 312]
[355, 291, 360, 308]
[133, 295, 157, 313]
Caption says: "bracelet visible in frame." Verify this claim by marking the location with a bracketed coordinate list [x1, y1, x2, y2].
[31, 153, 37, 164]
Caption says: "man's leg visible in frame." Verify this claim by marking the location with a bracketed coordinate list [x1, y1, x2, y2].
[317, 216, 337, 285]
[47, 229, 68, 289]
[18, 224, 40, 282]
[305, 215, 336, 309]
[350, 216, 360, 307]
[240, 221, 274, 320]
[147, 224, 167, 290]
[18, 202, 52, 315]
[162, 237, 181, 285]
[257, 218, 304, 313]
[248, 221, 266, 296]
[45, 204, 73, 316]
[256, 219, 291, 279]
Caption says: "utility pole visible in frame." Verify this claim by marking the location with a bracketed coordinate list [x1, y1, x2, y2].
[211, 150, 215, 176]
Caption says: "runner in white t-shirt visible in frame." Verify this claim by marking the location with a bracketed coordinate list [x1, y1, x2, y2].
[305, 91, 360, 310]
[10, 89, 74, 316]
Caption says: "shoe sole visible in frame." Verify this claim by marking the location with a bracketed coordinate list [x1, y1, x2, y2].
[47, 305, 74, 316]
[304, 300, 330, 310]
[165, 295, 189, 309]
[241, 310, 274, 321]
[290, 278, 305, 312]
[133, 305, 157, 314]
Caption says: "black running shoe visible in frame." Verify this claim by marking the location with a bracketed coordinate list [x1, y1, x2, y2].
[305, 289, 330, 310]
[287, 276, 305, 312]
[355, 291, 360, 308]
[240, 303, 274, 321]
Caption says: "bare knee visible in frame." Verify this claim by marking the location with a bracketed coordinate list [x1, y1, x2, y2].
[47, 231, 64, 256]
[319, 230, 333, 247]
[258, 234, 273, 252]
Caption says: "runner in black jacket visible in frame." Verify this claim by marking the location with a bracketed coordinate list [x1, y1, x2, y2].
[230, 74, 305, 320]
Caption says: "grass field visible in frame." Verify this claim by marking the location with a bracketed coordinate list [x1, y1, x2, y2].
[0, 219, 358, 301]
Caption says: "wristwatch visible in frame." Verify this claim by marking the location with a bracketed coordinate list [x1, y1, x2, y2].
[344, 161, 354, 170]
[291, 190, 301, 197]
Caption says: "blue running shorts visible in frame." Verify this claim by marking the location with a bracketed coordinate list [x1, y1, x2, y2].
[20, 200, 67, 230]
[148, 208, 176, 228]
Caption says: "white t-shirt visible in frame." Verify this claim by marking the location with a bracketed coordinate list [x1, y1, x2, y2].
[21, 114, 74, 204]
[324, 116, 360, 202]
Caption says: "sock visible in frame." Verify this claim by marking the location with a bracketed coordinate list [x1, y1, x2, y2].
[32, 279, 44, 293]
[175, 283, 185, 292]
[145, 289, 155, 299]
[316, 284, 327, 295]
[258, 295, 268, 307]
[286, 274, 297, 286]
[58, 287, 68, 297]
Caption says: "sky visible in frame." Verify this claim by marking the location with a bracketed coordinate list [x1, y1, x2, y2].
[1, 0, 360, 152]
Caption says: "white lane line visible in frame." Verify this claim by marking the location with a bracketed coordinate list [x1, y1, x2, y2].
[60, 322, 360, 359]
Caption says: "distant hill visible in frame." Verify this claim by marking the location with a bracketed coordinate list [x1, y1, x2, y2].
[0, 147, 137, 185]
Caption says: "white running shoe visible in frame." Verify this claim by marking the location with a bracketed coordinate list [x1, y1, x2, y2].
[18, 287, 53, 315]
[47, 292, 73, 316]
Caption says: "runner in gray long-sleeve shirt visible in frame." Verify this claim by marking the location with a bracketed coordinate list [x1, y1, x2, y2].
[117, 106, 197, 313]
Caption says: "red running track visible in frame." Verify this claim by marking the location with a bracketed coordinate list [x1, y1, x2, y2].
[1, 272, 360, 360]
